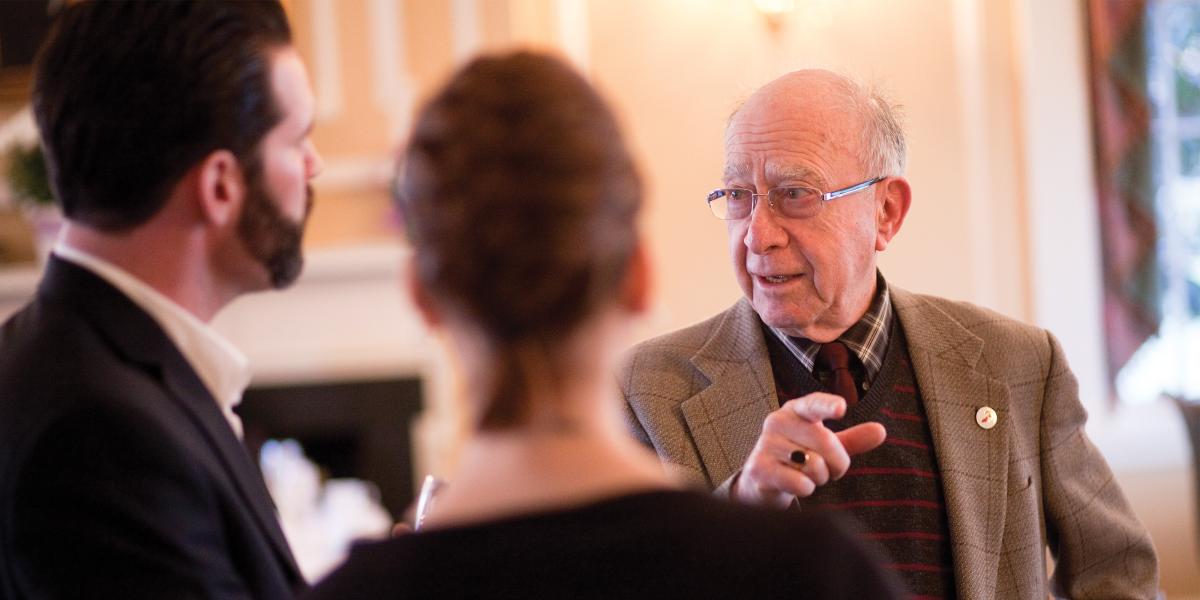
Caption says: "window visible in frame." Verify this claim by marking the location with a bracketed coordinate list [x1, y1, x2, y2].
[1117, 0, 1200, 404]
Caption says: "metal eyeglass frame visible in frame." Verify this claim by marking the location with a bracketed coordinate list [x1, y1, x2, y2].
[706, 176, 886, 220]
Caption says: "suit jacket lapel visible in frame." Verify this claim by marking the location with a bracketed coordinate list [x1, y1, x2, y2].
[156, 354, 303, 581]
[892, 287, 1010, 599]
[681, 299, 780, 487]
[38, 257, 302, 583]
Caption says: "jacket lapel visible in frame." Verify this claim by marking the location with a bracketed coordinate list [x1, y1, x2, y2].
[681, 299, 780, 487]
[38, 258, 303, 584]
[892, 287, 1010, 599]
[156, 353, 303, 582]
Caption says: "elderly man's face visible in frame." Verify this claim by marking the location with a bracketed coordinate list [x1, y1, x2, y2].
[723, 75, 886, 342]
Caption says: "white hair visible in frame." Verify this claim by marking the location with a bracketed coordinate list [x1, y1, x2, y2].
[854, 78, 907, 177]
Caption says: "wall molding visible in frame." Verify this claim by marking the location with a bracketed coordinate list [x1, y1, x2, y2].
[311, 0, 344, 120]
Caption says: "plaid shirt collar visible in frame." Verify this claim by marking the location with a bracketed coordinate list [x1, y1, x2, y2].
[767, 271, 892, 383]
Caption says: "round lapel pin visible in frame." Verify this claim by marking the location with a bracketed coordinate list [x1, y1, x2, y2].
[976, 406, 998, 430]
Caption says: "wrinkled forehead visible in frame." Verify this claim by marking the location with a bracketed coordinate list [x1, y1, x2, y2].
[721, 158, 818, 186]
[722, 101, 863, 186]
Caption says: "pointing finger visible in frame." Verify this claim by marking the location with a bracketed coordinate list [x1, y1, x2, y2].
[836, 422, 887, 457]
[784, 393, 847, 422]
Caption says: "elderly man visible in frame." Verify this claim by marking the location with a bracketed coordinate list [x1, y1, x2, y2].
[0, 1, 321, 597]
[621, 69, 1157, 598]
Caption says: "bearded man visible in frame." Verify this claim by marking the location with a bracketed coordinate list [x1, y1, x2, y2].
[0, 2, 322, 597]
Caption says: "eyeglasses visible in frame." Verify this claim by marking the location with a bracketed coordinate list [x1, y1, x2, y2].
[705, 176, 885, 220]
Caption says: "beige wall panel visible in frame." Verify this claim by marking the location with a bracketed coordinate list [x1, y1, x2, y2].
[406, 0, 457, 94]
[480, 0, 514, 50]
[507, 0, 559, 49]
[305, 189, 396, 246]
[979, 0, 1030, 319]
[310, 0, 393, 157]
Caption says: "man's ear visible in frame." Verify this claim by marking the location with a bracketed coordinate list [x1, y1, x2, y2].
[404, 254, 442, 329]
[195, 150, 245, 227]
[875, 176, 911, 252]
[620, 238, 652, 315]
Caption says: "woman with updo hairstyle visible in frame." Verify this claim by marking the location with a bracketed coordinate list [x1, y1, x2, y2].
[304, 52, 901, 599]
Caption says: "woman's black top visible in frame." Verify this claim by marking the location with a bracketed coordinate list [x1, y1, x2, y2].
[304, 490, 902, 599]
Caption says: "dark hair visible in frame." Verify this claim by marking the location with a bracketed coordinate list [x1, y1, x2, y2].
[398, 52, 642, 430]
[32, 0, 291, 231]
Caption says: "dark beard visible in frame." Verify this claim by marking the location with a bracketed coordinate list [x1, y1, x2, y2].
[236, 179, 312, 289]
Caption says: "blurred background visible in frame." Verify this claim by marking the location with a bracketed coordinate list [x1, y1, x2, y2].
[2, 0, 1199, 592]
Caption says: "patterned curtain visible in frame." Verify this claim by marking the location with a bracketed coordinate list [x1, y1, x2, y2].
[1086, 0, 1160, 388]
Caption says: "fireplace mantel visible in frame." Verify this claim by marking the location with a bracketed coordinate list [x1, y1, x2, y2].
[0, 243, 432, 382]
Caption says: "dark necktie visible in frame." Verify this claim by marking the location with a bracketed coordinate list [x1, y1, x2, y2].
[816, 341, 859, 407]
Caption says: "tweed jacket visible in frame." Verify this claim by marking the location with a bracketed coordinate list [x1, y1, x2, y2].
[620, 287, 1158, 599]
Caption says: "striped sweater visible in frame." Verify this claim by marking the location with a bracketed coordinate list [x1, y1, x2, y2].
[764, 320, 955, 599]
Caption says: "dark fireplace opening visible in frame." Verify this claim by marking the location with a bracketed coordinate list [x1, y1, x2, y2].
[236, 377, 423, 520]
[295, 435, 359, 480]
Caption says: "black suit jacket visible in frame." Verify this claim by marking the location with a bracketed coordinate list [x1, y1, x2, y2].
[0, 257, 304, 599]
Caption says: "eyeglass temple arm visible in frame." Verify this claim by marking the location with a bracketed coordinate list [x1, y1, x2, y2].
[822, 176, 886, 201]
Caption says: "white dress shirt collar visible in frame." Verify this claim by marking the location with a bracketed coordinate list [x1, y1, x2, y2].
[53, 242, 252, 437]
